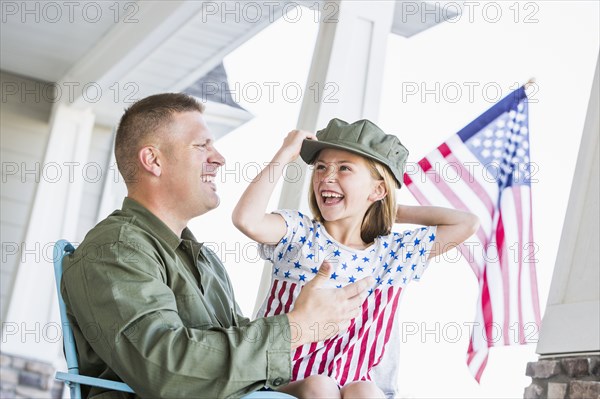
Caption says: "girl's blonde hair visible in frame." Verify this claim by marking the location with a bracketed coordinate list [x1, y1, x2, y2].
[308, 156, 397, 244]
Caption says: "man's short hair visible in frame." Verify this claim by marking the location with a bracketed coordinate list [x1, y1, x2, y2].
[115, 93, 205, 183]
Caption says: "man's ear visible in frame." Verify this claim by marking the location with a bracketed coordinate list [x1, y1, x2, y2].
[138, 146, 162, 177]
[369, 180, 387, 202]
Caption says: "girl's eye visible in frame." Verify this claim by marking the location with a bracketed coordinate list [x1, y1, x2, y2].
[339, 165, 350, 171]
[315, 164, 326, 170]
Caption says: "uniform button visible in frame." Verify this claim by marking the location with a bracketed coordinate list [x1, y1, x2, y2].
[272, 377, 284, 386]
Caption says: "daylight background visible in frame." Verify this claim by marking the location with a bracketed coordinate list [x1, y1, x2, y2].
[189, 1, 599, 398]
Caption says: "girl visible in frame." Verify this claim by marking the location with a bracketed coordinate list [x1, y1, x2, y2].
[233, 118, 479, 398]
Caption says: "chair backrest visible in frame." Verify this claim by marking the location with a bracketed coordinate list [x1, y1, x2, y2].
[53, 240, 79, 375]
[53, 240, 136, 398]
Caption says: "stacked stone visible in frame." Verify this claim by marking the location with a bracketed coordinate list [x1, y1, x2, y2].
[524, 355, 600, 399]
[0, 354, 63, 399]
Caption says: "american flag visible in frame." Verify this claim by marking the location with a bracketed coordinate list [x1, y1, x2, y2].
[403, 86, 541, 381]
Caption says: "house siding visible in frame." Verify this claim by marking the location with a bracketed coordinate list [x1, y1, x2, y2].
[0, 71, 53, 324]
[0, 70, 115, 324]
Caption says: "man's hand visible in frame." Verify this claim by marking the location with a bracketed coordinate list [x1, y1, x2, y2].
[286, 261, 374, 350]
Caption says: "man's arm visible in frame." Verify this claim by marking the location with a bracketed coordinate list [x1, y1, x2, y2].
[63, 241, 292, 397]
[395, 205, 480, 259]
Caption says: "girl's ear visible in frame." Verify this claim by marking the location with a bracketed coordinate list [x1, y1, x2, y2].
[138, 146, 162, 177]
[369, 180, 387, 202]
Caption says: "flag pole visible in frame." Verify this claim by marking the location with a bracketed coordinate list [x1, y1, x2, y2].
[524, 77, 536, 89]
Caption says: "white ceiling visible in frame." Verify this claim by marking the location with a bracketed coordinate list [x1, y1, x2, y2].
[0, 0, 291, 126]
[0, 0, 455, 126]
[1, 1, 121, 82]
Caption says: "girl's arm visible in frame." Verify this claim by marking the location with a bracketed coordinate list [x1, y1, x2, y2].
[395, 205, 480, 259]
[232, 130, 317, 244]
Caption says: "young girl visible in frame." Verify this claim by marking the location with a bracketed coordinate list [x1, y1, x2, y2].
[233, 118, 479, 398]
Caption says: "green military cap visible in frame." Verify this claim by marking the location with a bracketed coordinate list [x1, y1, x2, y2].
[300, 118, 409, 188]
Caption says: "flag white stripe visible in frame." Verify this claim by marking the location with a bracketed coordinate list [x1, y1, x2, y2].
[459, 240, 486, 278]
[468, 345, 489, 379]
[471, 292, 487, 350]
[519, 187, 538, 342]
[425, 150, 494, 238]
[409, 163, 489, 277]
[409, 165, 454, 208]
[446, 135, 500, 201]
[484, 212, 505, 345]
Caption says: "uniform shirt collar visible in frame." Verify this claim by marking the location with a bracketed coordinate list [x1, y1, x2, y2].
[122, 197, 199, 250]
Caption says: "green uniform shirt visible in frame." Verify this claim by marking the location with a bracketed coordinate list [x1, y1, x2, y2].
[61, 198, 292, 398]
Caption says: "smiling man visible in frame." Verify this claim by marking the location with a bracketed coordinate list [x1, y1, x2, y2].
[60, 93, 372, 398]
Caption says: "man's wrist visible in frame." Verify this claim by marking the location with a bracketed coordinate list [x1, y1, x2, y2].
[286, 310, 306, 350]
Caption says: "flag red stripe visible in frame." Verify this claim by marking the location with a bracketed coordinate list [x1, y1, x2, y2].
[438, 143, 452, 157]
[481, 267, 494, 346]
[495, 211, 511, 346]
[467, 340, 476, 364]
[419, 157, 432, 172]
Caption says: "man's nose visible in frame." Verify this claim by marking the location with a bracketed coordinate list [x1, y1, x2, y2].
[209, 147, 225, 167]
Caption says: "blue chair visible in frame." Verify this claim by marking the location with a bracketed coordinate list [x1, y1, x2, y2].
[53, 240, 295, 398]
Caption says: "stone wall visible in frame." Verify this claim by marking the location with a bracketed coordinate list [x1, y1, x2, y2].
[524, 355, 600, 399]
[0, 353, 63, 398]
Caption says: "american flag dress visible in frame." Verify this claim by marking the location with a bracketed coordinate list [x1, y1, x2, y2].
[257, 209, 437, 386]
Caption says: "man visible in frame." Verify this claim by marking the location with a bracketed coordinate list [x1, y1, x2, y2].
[61, 93, 372, 398]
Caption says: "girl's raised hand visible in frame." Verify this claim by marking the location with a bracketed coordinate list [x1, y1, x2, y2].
[277, 129, 317, 163]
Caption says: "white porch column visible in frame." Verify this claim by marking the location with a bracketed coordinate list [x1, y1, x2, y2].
[2, 104, 95, 363]
[536, 55, 600, 356]
[253, 0, 395, 311]
[279, 0, 395, 213]
[523, 53, 599, 399]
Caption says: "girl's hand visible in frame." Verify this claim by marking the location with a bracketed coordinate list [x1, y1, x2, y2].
[277, 129, 317, 163]
[233, 129, 316, 244]
[395, 204, 480, 259]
